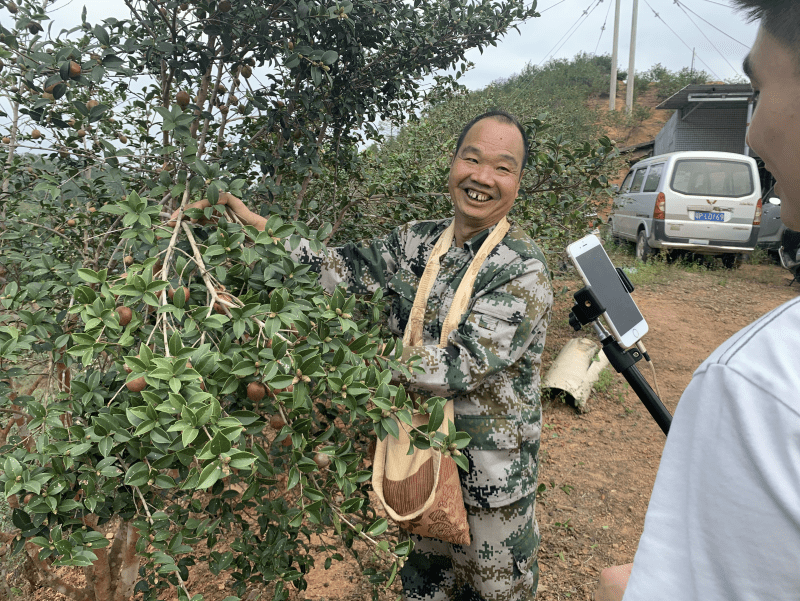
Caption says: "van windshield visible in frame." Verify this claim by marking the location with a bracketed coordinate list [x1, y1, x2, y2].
[670, 159, 754, 197]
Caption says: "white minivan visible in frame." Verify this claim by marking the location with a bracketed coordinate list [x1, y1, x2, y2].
[609, 151, 762, 267]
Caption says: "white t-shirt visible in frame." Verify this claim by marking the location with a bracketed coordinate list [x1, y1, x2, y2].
[624, 296, 800, 600]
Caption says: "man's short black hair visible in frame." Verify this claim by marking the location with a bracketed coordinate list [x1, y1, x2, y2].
[733, 0, 800, 62]
[455, 110, 529, 178]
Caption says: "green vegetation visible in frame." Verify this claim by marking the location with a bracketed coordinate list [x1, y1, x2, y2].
[593, 368, 615, 395]
[0, 1, 552, 599]
[637, 63, 712, 101]
[0, 0, 723, 594]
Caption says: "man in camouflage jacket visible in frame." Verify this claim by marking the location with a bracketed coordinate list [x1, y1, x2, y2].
[177, 111, 553, 601]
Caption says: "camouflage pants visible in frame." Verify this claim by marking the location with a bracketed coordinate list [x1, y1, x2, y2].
[400, 494, 539, 601]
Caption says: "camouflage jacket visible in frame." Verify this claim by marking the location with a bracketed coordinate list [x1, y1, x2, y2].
[291, 219, 553, 508]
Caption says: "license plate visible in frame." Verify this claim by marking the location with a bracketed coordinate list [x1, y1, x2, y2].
[694, 211, 724, 222]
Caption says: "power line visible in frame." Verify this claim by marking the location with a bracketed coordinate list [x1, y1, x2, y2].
[697, 0, 733, 7]
[673, 1, 742, 75]
[595, 0, 615, 55]
[674, 0, 750, 49]
[641, 0, 721, 80]
[551, 0, 605, 59]
[538, 0, 595, 65]
[539, 0, 604, 66]
[540, 0, 570, 13]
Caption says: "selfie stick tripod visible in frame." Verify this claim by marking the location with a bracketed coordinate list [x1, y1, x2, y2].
[568, 272, 672, 436]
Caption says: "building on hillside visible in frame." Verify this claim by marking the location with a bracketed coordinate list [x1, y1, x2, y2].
[654, 83, 755, 157]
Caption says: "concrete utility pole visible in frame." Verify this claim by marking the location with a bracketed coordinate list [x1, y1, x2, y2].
[609, 0, 622, 111]
[626, 0, 639, 113]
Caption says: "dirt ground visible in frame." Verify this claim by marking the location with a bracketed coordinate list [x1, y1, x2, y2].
[15, 251, 799, 601]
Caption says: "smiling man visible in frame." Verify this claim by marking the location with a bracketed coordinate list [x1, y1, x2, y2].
[172, 111, 553, 600]
[595, 2, 800, 600]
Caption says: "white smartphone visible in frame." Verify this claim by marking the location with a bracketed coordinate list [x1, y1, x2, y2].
[566, 234, 648, 348]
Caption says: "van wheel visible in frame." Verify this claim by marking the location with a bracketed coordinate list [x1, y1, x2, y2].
[636, 231, 653, 262]
[721, 253, 740, 269]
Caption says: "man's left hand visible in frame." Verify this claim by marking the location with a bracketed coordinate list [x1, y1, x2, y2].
[595, 563, 632, 601]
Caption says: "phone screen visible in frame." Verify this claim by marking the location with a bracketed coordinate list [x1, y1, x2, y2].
[575, 245, 643, 333]
[568, 236, 647, 346]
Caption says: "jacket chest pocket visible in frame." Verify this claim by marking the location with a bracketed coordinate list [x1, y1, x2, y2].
[467, 296, 528, 357]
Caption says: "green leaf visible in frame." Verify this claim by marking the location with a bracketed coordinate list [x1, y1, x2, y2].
[427, 403, 444, 434]
[124, 462, 149, 487]
[286, 466, 300, 490]
[197, 461, 222, 489]
[321, 50, 338, 65]
[366, 517, 388, 536]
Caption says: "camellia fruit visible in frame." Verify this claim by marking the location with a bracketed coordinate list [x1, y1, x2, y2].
[86, 99, 99, 110]
[214, 291, 234, 314]
[31, 129, 41, 139]
[270, 414, 286, 430]
[176, 90, 190, 108]
[67, 219, 76, 227]
[116, 306, 133, 326]
[69, 61, 81, 78]
[123, 255, 134, 266]
[247, 381, 266, 402]
[126, 376, 147, 392]
[313, 453, 331, 469]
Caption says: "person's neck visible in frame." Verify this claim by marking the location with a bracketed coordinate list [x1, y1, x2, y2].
[454, 218, 502, 248]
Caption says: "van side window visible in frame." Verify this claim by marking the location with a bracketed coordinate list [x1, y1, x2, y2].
[620, 171, 634, 193]
[670, 160, 754, 197]
[630, 168, 647, 193]
[642, 163, 664, 193]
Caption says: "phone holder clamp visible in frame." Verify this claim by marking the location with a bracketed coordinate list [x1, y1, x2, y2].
[568, 283, 671, 435]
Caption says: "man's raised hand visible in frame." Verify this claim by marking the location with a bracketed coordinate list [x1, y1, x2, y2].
[166, 192, 267, 230]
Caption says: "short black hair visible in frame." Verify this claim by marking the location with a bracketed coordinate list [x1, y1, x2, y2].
[455, 110, 529, 178]
[733, 0, 800, 62]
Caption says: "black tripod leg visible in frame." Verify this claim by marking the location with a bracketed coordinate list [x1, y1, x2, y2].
[618, 364, 672, 436]
[601, 337, 672, 436]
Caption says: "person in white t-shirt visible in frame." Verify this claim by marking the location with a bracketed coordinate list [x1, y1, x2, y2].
[595, 1, 800, 599]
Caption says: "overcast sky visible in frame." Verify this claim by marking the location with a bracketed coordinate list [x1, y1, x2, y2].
[41, 0, 759, 91]
[455, 0, 759, 90]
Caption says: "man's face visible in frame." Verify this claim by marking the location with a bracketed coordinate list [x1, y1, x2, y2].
[745, 27, 800, 230]
[448, 118, 525, 236]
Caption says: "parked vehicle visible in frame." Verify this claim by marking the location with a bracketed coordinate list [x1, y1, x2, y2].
[756, 189, 784, 251]
[608, 151, 763, 267]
